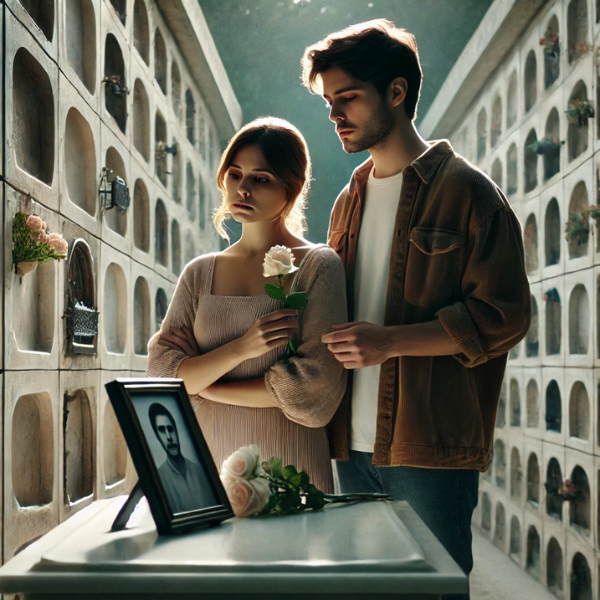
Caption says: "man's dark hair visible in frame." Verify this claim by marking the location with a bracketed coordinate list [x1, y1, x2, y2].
[301, 19, 422, 120]
[148, 403, 177, 438]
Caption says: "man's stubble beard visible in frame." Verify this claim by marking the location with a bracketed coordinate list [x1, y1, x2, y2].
[342, 100, 395, 154]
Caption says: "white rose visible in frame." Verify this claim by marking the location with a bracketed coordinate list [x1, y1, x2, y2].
[221, 475, 271, 517]
[220, 445, 262, 480]
[263, 245, 298, 277]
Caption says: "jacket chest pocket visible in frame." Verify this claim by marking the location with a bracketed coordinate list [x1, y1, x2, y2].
[405, 227, 466, 308]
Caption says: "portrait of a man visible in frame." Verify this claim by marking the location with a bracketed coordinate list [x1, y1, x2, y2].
[148, 402, 218, 514]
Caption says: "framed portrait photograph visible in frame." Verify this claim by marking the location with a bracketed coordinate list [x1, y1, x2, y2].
[105, 377, 234, 535]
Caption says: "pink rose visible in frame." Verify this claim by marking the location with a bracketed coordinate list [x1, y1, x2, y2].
[222, 475, 271, 517]
[45, 233, 68, 256]
[221, 445, 262, 480]
[25, 215, 46, 234]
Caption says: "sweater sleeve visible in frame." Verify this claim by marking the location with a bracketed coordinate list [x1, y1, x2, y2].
[146, 260, 200, 378]
[264, 246, 348, 428]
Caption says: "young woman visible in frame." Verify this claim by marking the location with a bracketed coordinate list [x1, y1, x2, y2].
[147, 117, 347, 492]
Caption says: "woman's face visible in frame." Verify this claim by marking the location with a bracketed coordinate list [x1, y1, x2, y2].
[224, 145, 289, 227]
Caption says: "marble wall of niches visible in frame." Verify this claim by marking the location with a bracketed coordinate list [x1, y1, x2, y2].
[2, 0, 227, 562]
[450, 0, 600, 597]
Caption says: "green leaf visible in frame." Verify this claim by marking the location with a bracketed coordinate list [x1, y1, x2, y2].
[269, 456, 283, 479]
[282, 465, 298, 480]
[289, 474, 303, 487]
[288, 490, 302, 510]
[305, 487, 326, 510]
[298, 471, 310, 489]
[265, 283, 284, 300]
[284, 292, 308, 309]
[259, 492, 278, 516]
[276, 494, 292, 514]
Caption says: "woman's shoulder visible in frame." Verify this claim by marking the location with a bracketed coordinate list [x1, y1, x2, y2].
[179, 252, 217, 287]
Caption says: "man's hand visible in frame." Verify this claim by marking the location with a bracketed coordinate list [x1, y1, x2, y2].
[322, 321, 391, 369]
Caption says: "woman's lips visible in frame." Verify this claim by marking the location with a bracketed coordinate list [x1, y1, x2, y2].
[233, 203, 253, 210]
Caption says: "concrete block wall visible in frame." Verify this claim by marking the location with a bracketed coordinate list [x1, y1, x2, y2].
[451, 1, 600, 597]
[2, 0, 227, 562]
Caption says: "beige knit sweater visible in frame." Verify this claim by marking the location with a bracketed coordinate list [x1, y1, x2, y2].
[147, 244, 348, 492]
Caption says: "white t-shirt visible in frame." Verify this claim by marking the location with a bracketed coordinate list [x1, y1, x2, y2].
[350, 167, 403, 452]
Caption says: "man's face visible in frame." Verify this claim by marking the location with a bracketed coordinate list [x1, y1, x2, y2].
[154, 414, 180, 458]
[321, 66, 395, 154]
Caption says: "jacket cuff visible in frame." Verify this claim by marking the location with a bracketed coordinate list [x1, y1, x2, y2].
[435, 302, 488, 368]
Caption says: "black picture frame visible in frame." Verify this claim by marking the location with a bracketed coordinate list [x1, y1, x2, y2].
[105, 377, 234, 535]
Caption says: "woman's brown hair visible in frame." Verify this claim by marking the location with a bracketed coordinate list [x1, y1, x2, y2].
[301, 19, 422, 120]
[214, 117, 311, 242]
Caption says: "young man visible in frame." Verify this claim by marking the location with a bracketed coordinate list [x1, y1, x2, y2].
[302, 20, 530, 600]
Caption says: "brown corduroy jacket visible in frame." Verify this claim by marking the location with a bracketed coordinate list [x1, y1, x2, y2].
[326, 140, 531, 472]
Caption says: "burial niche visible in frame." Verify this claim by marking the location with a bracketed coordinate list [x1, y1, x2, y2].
[545, 539, 563, 595]
[481, 492, 491, 531]
[64, 388, 94, 503]
[569, 285, 589, 354]
[20, 0, 54, 41]
[525, 297, 539, 357]
[493, 503, 505, 550]
[12, 392, 54, 506]
[476, 108, 487, 161]
[154, 199, 168, 267]
[544, 198, 560, 266]
[543, 15, 560, 88]
[569, 382, 590, 440]
[567, 81, 591, 161]
[491, 95, 502, 147]
[133, 0, 150, 65]
[171, 138, 181, 203]
[186, 162, 196, 221]
[155, 288, 168, 333]
[543, 108, 561, 181]
[567, 0, 589, 64]
[524, 50, 537, 113]
[545, 288, 562, 354]
[509, 516, 521, 562]
[154, 28, 167, 94]
[103, 402, 126, 486]
[104, 147, 128, 237]
[568, 181, 589, 259]
[171, 219, 182, 276]
[510, 378, 521, 426]
[133, 79, 150, 162]
[524, 129, 538, 192]
[186, 89, 196, 145]
[507, 70, 518, 128]
[103, 263, 127, 354]
[66, 0, 96, 94]
[570, 553, 592, 600]
[154, 110, 167, 186]
[491, 159, 502, 190]
[104, 34, 127, 134]
[184, 230, 196, 266]
[569, 465, 590, 533]
[525, 526, 540, 580]
[133, 179, 150, 253]
[510, 447, 521, 499]
[545, 457, 563, 519]
[545, 380, 562, 432]
[526, 452, 540, 506]
[109, 0, 126, 25]
[496, 382, 506, 428]
[494, 439, 506, 489]
[524, 215, 538, 274]
[171, 60, 181, 119]
[506, 143, 518, 195]
[526, 379, 539, 427]
[13, 48, 55, 185]
[134, 277, 150, 355]
[199, 174, 207, 229]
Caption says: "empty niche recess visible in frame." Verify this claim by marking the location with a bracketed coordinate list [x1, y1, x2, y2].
[491, 96, 502, 147]
[65, 107, 97, 217]
[569, 285, 589, 354]
[546, 457, 563, 519]
[510, 447, 521, 499]
[491, 159, 502, 189]
[184, 230, 195, 265]
[543, 108, 561, 181]
[496, 381, 506, 428]
[103, 402, 127, 486]
[12, 392, 54, 506]
[13, 48, 55, 185]
[545, 380, 562, 432]
[543, 15, 560, 88]
[525, 297, 538, 357]
[569, 381, 589, 440]
[133, 179, 150, 253]
[569, 465, 590, 532]
[525, 526, 540, 580]
[567, 0, 589, 64]
[509, 378, 520, 426]
[185, 90, 196, 145]
[545, 288, 561, 354]
[524, 50, 537, 113]
[155, 288, 168, 333]
[133, 80, 150, 162]
[481, 492, 491, 531]
[570, 553, 591, 599]
[547, 541, 564, 596]
[171, 219, 182, 276]
[64, 388, 94, 503]
[155, 110, 167, 186]
[66, 0, 96, 93]
[509, 516, 521, 562]
[526, 379, 539, 426]
[19, 0, 54, 41]
[494, 439, 506, 488]
[171, 138, 181, 202]
[13, 259, 55, 353]
[104, 34, 127, 134]
[171, 60, 181, 119]
[133, 0, 150, 66]
[524, 215, 538, 274]
[544, 198, 561, 265]
[68, 239, 97, 352]
[568, 81, 590, 161]
[154, 199, 168, 266]
[109, 0, 126, 25]
[524, 129, 538, 192]
[476, 108, 486, 161]
[526, 452, 540, 506]
[134, 277, 150, 355]
[506, 144, 518, 195]
[104, 147, 128, 236]
[186, 162, 196, 221]
[154, 29, 167, 94]
[103, 263, 127, 354]
[493, 503, 505, 549]
[507, 71, 517, 128]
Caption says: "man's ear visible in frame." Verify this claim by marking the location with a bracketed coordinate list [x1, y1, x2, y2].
[389, 77, 408, 109]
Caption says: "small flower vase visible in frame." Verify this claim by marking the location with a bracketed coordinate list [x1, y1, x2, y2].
[15, 260, 38, 276]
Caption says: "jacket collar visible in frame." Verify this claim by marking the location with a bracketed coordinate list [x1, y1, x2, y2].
[350, 139, 454, 194]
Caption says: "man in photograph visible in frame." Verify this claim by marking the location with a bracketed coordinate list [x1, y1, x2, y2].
[148, 402, 216, 514]
[302, 19, 530, 599]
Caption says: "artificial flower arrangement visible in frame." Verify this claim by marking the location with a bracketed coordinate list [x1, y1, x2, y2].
[12, 212, 68, 276]
[565, 99, 595, 127]
[220, 445, 390, 517]
[564, 204, 600, 246]
[527, 136, 563, 155]
[539, 35, 560, 58]
[262, 245, 308, 355]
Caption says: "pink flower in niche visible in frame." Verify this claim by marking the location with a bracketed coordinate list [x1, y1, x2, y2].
[46, 233, 68, 256]
[222, 475, 270, 517]
[25, 215, 46, 235]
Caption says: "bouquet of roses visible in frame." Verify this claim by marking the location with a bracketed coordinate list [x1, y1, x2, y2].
[221, 445, 391, 518]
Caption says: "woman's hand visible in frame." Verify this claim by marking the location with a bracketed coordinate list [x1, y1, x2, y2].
[236, 309, 299, 360]
[158, 325, 201, 357]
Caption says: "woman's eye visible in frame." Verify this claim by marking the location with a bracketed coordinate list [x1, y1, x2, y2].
[228, 172, 240, 180]
[254, 177, 269, 183]
[343, 95, 357, 103]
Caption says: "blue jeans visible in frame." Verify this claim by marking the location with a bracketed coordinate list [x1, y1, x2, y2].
[336, 451, 479, 600]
